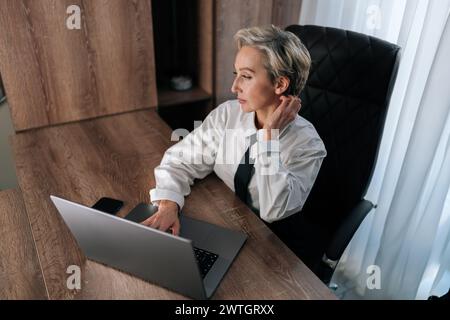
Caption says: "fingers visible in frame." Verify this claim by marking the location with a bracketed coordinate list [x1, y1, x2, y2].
[141, 211, 161, 229]
[278, 95, 291, 110]
[274, 95, 293, 119]
[141, 214, 156, 226]
[278, 96, 300, 126]
[142, 214, 164, 230]
[285, 96, 301, 116]
[171, 219, 181, 236]
[293, 97, 302, 113]
[140, 209, 180, 235]
[266, 95, 300, 131]
[279, 95, 300, 108]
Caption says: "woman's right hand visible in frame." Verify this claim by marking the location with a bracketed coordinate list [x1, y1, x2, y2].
[141, 199, 180, 235]
[262, 95, 301, 140]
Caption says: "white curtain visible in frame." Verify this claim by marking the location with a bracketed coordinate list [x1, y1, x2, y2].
[299, 0, 450, 299]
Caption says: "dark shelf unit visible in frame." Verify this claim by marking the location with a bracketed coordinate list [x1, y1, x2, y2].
[151, 0, 213, 130]
[157, 86, 211, 108]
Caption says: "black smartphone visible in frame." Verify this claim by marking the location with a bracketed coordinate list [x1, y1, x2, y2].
[92, 197, 124, 215]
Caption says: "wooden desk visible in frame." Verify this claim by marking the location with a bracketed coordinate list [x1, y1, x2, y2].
[0, 189, 48, 299]
[10, 109, 336, 300]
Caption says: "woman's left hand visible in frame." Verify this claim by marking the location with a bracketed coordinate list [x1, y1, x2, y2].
[263, 95, 301, 140]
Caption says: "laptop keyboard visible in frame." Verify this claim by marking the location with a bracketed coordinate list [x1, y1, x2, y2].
[193, 247, 219, 278]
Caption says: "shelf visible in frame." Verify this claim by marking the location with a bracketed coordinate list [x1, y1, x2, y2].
[157, 87, 211, 108]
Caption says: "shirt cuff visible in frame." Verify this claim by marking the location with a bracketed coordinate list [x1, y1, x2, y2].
[253, 132, 281, 175]
[149, 188, 185, 209]
[255, 140, 280, 156]
[254, 129, 280, 157]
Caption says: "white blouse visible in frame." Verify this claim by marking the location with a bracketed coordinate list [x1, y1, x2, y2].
[150, 99, 326, 223]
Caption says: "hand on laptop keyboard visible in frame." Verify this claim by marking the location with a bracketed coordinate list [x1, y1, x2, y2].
[140, 200, 180, 235]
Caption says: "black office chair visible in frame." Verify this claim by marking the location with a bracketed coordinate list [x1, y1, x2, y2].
[268, 25, 400, 283]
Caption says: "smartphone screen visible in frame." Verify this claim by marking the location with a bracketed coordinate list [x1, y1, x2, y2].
[92, 197, 124, 214]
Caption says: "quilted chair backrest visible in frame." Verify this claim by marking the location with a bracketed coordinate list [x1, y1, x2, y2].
[286, 25, 400, 233]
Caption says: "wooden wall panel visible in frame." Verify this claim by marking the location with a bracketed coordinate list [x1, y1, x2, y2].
[215, 0, 273, 105]
[214, 0, 303, 105]
[0, 0, 157, 132]
[198, 0, 214, 96]
[272, 0, 302, 29]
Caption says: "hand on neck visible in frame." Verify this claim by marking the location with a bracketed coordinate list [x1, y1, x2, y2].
[255, 102, 278, 129]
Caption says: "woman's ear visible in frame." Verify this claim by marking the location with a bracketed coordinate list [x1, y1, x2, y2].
[274, 76, 290, 95]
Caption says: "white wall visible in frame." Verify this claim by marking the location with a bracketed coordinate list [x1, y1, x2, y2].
[0, 100, 18, 190]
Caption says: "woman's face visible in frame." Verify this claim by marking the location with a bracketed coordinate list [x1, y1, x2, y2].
[231, 46, 281, 113]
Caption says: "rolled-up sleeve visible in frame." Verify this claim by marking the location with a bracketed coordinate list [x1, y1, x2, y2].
[253, 129, 326, 223]
[149, 104, 226, 209]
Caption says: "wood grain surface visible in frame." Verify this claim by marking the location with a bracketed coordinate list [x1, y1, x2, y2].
[0, 0, 157, 131]
[272, 0, 302, 29]
[0, 189, 48, 299]
[198, 0, 214, 96]
[214, 0, 303, 105]
[215, 0, 273, 105]
[11, 109, 335, 299]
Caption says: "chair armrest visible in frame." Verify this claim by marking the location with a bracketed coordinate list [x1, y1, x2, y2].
[326, 199, 374, 260]
[317, 199, 374, 284]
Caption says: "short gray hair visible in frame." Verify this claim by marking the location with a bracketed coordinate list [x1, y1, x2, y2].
[234, 25, 311, 96]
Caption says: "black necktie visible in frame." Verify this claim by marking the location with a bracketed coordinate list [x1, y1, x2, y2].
[234, 144, 255, 204]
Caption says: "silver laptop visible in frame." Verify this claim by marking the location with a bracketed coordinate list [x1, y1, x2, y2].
[50, 195, 247, 299]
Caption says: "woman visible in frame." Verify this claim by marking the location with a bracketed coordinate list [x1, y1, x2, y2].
[143, 25, 326, 235]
